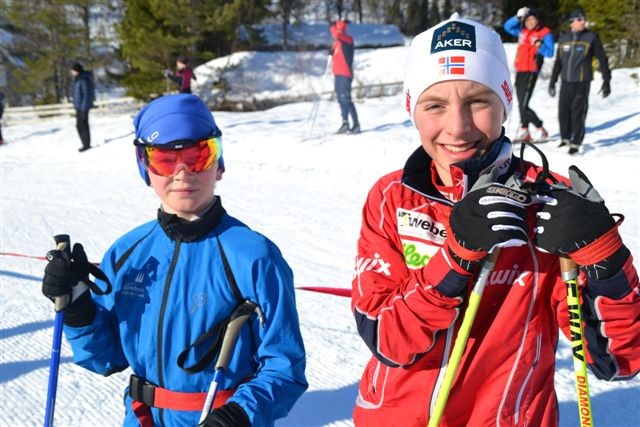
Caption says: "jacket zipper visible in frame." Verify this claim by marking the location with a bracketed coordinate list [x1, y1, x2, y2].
[514, 333, 542, 424]
[567, 33, 578, 82]
[156, 239, 182, 425]
[371, 361, 381, 394]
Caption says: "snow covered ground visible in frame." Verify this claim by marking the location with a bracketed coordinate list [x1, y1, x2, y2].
[1, 44, 639, 426]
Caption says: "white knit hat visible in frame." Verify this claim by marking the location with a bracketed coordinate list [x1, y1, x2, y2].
[403, 13, 513, 124]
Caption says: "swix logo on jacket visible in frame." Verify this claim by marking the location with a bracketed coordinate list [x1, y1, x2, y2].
[487, 265, 530, 287]
[354, 253, 391, 278]
[431, 21, 476, 53]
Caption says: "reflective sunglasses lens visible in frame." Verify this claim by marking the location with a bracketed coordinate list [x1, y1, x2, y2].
[141, 137, 221, 176]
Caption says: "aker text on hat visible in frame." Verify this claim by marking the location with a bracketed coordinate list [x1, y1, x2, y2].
[431, 21, 476, 53]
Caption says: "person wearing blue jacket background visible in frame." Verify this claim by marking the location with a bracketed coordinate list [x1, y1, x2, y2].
[41, 93, 308, 426]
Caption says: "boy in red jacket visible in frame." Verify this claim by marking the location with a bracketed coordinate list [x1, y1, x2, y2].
[352, 12, 639, 427]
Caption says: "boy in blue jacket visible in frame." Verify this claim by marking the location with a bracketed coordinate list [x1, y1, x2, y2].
[41, 94, 308, 426]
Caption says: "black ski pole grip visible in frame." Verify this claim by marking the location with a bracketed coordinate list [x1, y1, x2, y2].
[52, 234, 71, 312]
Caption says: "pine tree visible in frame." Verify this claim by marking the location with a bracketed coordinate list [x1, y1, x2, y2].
[118, 0, 269, 100]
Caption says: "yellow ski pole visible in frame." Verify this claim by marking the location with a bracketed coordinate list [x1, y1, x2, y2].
[428, 249, 500, 427]
[560, 256, 594, 427]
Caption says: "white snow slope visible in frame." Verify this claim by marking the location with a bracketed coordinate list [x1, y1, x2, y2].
[1, 45, 639, 427]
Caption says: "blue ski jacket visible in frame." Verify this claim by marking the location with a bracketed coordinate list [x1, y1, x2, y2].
[63, 197, 307, 426]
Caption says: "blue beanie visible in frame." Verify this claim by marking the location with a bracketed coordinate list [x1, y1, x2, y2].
[133, 94, 224, 185]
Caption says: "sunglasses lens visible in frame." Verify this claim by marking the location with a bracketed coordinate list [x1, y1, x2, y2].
[139, 137, 221, 176]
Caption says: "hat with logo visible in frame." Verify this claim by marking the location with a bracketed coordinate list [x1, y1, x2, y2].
[133, 93, 224, 184]
[403, 12, 513, 124]
[568, 8, 586, 21]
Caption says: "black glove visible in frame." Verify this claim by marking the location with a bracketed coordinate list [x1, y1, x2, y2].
[600, 81, 611, 98]
[548, 83, 556, 97]
[534, 166, 627, 279]
[448, 169, 531, 271]
[42, 243, 96, 327]
[201, 402, 250, 427]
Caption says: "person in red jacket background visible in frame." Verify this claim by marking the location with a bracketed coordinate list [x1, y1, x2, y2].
[351, 12, 639, 426]
[164, 55, 197, 94]
[503, 6, 555, 143]
[330, 20, 360, 134]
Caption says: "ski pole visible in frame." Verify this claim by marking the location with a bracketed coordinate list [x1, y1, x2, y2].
[44, 234, 71, 427]
[560, 256, 593, 427]
[428, 249, 500, 427]
[305, 55, 332, 140]
[198, 300, 261, 425]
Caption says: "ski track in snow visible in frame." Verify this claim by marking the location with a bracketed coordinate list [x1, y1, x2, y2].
[1, 68, 639, 426]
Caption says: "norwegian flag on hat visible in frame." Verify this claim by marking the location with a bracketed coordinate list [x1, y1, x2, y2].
[438, 56, 465, 75]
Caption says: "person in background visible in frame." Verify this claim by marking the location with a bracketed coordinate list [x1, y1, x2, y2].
[70, 63, 95, 152]
[164, 55, 197, 94]
[330, 20, 360, 134]
[0, 91, 4, 145]
[41, 94, 307, 426]
[503, 6, 554, 143]
[351, 12, 639, 426]
[548, 8, 611, 155]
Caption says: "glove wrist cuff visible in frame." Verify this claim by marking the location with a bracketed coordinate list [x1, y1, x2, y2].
[570, 221, 623, 265]
[446, 238, 487, 263]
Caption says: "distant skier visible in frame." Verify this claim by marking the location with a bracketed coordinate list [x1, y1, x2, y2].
[351, 12, 640, 426]
[164, 55, 197, 94]
[70, 63, 95, 152]
[548, 8, 611, 155]
[330, 20, 360, 134]
[41, 94, 308, 426]
[503, 6, 554, 143]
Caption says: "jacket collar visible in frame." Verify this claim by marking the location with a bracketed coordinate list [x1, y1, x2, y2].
[402, 132, 514, 203]
[158, 196, 225, 243]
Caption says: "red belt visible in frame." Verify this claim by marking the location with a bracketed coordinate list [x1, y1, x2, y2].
[129, 374, 233, 427]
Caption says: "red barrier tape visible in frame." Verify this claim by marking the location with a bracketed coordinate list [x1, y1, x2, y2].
[1, 252, 352, 298]
[0, 252, 48, 261]
[296, 286, 351, 297]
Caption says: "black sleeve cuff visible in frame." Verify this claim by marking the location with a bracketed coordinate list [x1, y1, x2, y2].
[202, 402, 250, 427]
[63, 291, 96, 327]
[580, 245, 630, 281]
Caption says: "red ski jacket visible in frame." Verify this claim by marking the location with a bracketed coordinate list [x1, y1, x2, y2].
[351, 140, 640, 426]
[503, 17, 554, 73]
[176, 67, 196, 93]
[330, 25, 354, 78]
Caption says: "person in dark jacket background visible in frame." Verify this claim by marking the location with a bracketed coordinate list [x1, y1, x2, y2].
[548, 8, 611, 155]
[70, 63, 95, 152]
[164, 55, 196, 94]
[330, 20, 360, 134]
[503, 6, 554, 143]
